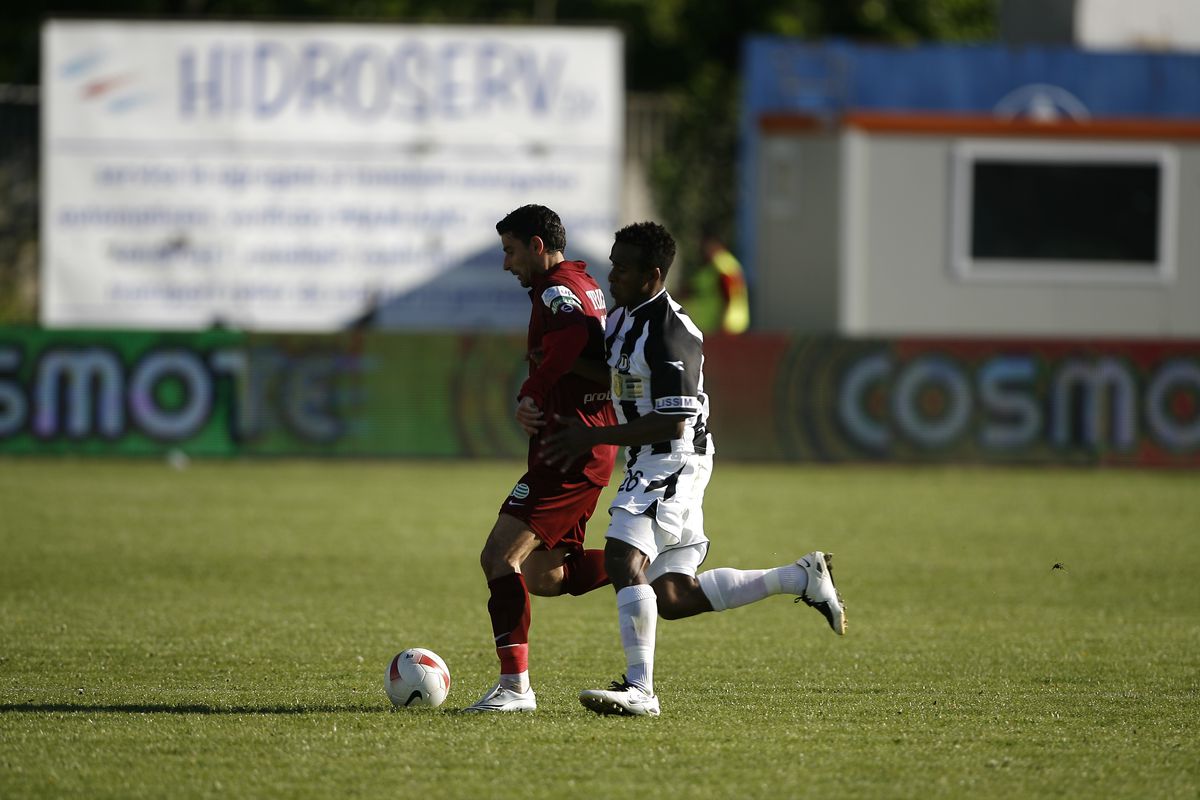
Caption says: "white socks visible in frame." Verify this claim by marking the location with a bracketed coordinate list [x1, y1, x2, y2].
[612, 565, 808, 695]
[499, 671, 530, 693]
[697, 563, 808, 612]
[616, 584, 657, 694]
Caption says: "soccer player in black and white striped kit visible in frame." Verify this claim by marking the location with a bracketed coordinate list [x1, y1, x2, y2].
[542, 221, 846, 718]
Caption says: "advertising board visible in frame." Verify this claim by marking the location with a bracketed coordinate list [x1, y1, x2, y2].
[41, 20, 622, 331]
[4, 330, 1197, 467]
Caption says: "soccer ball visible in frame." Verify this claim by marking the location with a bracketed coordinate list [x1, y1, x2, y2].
[385, 648, 451, 709]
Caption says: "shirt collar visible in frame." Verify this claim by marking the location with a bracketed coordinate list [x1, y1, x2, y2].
[531, 260, 583, 292]
[627, 288, 668, 315]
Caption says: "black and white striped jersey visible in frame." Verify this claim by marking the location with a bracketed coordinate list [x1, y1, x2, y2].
[604, 289, 713, 461]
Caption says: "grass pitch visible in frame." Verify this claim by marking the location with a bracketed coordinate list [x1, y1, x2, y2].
[1, 458, 1197, 798]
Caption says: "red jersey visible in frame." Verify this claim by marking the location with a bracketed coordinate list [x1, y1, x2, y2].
[519, 260, 618, 486]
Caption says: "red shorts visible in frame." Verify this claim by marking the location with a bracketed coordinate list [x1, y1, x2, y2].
[498, 471, 604, 552]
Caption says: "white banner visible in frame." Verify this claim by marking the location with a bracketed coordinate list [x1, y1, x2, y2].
[41, 20, 623, 331]
[1078, 0, 1200, 50]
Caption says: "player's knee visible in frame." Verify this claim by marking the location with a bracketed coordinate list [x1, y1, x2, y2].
[652, 575, 707, 620]
[651, 582, 682, 619]
[603, 540, 642, 585]
[479, 539, 516, 579]
[479, 538, 497, 572]
[657, 600, 689, 620]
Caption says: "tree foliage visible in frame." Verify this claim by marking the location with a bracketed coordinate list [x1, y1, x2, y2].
[4, 0, 996, 88]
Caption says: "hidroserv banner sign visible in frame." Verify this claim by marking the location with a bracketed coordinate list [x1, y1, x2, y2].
[41, 20, 622, 331]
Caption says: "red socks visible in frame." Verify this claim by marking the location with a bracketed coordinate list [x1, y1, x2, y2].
[486, 554, 608, 675]
[560, 549, 610, 596]
[487, 573, 530, 674]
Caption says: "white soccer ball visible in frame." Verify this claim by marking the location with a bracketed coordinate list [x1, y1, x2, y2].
[385, 648, 451, 709]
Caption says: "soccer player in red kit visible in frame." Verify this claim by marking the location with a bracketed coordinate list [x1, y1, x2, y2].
[464, 205, 618, 712]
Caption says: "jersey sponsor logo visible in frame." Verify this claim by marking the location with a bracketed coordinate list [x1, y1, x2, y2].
[511, 482, 531, 500]
[613, 374, 643, 399]
[665, 360, 685, 371]
[583, 391, 612, 403]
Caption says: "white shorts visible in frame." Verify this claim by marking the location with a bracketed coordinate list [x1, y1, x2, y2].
[606, 452, 711, 581]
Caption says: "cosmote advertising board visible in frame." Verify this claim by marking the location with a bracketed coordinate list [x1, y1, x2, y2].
[40, 20, 622, 332]
[2, 330, 1197, 466]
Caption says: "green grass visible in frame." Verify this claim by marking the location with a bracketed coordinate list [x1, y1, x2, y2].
[1, 459, 1198, 798]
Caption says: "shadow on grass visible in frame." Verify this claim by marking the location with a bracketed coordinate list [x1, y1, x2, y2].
[0, 703, 388, 715]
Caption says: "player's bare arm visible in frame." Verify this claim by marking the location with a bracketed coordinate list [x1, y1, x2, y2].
[540, 412, 685, 469]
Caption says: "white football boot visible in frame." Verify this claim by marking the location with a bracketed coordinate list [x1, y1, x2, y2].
[796, 551, 846, 635]
[579, 677, 661, 717]
[462, 681, 537, 713]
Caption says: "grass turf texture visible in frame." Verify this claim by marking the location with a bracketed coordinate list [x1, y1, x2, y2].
[1, 459, 1197, 799]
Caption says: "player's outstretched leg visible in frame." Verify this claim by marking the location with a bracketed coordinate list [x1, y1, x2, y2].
[692, 551, 846, 635]
[523, 547, 610, 598]
[559, 548, 610, 595]
[795, 551, 846, 635]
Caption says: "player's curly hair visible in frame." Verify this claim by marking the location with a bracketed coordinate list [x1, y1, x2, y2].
[614, 221, 677, 277]
[495, 205, 567, 252]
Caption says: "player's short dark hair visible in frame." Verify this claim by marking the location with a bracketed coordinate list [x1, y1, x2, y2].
[614, 221, 677, 277]
[496, 205, 567, 252]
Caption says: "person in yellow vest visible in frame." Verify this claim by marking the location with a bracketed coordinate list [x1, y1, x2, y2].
[680, 229, 750, 335]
